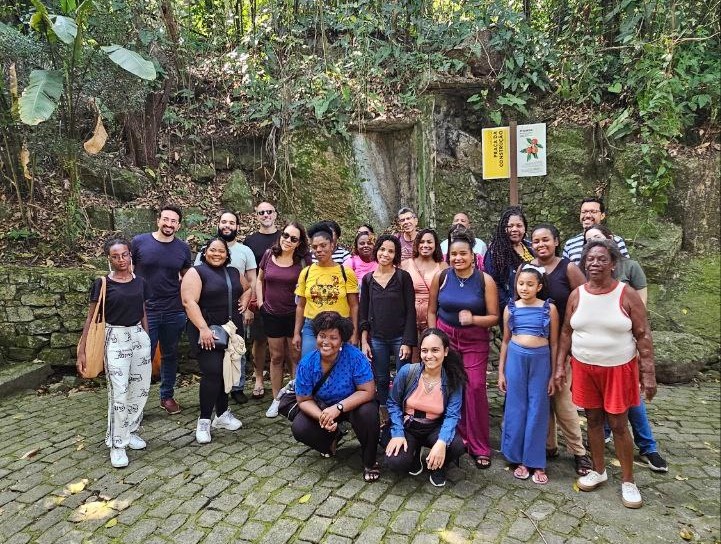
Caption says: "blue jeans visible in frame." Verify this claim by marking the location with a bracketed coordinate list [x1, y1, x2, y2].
[300, 318, 317, 360]
[603, 400, 658, 454]
[370, 336, 410, 406]
[147, 310, 187, 401]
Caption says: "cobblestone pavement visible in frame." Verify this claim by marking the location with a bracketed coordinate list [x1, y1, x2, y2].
[0, 375, 719, 544]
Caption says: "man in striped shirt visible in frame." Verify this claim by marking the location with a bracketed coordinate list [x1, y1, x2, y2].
[562, 197, 629, 264]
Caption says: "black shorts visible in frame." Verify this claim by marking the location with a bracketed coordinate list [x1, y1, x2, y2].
[260, 308, 295, 339]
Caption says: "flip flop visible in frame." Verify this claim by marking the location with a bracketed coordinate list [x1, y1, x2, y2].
[532, 470, 549, 485]
[513, 465, 530, 480]
[574, 454, 593, 476]
[252, 386, 265, 399]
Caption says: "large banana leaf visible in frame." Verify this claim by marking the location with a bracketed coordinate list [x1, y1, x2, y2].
[18, 69, 64, 125]
[52, 15, 77, 44]
[101, 45, 156, 81]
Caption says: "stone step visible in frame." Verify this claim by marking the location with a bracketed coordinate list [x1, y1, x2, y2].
[0, 361, 53, 397]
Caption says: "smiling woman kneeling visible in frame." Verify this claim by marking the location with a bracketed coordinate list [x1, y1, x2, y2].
[385, 329, 467, 487]
[292, 311, 381, 482]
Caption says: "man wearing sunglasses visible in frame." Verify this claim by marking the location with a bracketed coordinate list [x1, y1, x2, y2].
[244, 202, 282, 401]
[194, 210, 257, 403]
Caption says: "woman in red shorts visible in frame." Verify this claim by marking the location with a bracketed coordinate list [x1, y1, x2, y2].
[556, 239, 656, 509]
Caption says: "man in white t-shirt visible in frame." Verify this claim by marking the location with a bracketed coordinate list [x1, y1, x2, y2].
[439, 211, 488, 257]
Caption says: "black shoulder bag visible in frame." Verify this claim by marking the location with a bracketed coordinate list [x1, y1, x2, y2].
[278, 357, 340, 421]
[203, 267, 232, 351]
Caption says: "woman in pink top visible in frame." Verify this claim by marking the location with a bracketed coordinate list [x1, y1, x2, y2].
[401, 228, 448, 362]
[344, 231, 377, 287]
[556, 239, 656, 509]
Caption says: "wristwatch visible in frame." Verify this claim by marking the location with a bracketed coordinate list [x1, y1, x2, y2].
[336, 403, 344, 413]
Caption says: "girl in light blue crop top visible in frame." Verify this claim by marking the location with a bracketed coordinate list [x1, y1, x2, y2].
[498, 265, 560, 485]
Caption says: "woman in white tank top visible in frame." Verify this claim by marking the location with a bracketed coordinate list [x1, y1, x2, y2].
[555, 240, 656, 510]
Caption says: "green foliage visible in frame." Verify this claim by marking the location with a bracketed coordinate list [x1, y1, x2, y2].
[18, 69, 63, 125]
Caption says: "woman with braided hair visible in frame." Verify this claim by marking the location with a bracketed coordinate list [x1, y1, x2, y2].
[483, 206, 535, 323]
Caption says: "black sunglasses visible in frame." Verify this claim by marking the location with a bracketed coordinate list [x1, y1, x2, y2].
[281, 232, 300, 243]
[257, 209, 275, 216]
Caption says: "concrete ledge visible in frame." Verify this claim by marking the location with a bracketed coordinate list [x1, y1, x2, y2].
[0, 361, 52, 397]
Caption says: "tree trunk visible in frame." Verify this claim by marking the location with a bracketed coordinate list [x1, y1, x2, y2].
[121, 78, 172, 168]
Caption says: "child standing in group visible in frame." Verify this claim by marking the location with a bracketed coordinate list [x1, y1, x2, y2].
[498, 264, 559, 484]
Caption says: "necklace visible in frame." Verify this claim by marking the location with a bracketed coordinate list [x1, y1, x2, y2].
[456, 270, 473, 288]
[421, 374, 440, 394]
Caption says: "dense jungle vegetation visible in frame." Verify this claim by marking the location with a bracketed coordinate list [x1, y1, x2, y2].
[0, 0, 719, 260]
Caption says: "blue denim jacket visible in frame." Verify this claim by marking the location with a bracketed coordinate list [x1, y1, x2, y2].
[387, 363, 463, 445]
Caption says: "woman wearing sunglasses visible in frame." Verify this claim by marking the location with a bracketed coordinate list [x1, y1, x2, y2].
[257, 222, 312, 417]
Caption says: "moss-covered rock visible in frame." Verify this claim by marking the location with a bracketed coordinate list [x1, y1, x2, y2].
[212, 148, 236, 171]
[86, 206, 114, 231]
[221, 170, 255, 214]
[189, 163, 216, 184]
[652, 331, 719, 383]
[648, 254, 720, 345]
[79, 156, 150, 201]
[113, 208, 157, 237]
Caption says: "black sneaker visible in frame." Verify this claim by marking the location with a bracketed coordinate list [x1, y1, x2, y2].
[408, 449, 424, 476]
[642, 451, 668, 473]
[429, 469, 446, 487]
[231, 390, 249, 405]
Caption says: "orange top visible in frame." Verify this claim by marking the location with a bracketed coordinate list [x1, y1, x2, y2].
[405, 380, 443, 420]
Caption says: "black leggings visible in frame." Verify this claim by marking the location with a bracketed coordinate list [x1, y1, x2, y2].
[384, 420, 466, 472]
[197, 347, 228, 420]
[292, 400, 380, 468]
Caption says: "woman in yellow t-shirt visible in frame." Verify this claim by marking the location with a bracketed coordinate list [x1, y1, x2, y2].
[293, 223, 359, 358]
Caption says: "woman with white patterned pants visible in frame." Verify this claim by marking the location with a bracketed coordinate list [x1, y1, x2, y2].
[78, 238, 152, 469]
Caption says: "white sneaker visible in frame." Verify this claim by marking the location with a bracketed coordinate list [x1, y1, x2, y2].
[621, 481, 643, 508]
[211, 410, 242, 431]
[577, 469, 608, 491]
[110, 448, 128, 468]
[196, 418, 212, 444]
[266, 399, 280, 418]
[128, 434, 146, 450]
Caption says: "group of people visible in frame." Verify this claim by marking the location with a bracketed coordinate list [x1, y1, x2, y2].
[76, 197, 664, 508]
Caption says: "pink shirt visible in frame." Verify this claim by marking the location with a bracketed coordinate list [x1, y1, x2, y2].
[405, 381, 443, 420]
[343, 255, 377, 285]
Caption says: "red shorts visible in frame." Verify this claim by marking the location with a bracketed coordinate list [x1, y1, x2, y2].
[570, 357, 640, 414]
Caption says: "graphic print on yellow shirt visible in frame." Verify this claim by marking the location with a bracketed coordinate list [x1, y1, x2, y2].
[295, 264, 359, 319]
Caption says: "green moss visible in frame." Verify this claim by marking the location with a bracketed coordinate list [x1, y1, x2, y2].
[649, 254, 721, 344]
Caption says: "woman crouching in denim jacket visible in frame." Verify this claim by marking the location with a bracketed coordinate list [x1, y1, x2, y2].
[384, 328, 467, 487]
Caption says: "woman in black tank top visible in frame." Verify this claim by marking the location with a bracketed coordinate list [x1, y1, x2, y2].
[529, 224, 592, 477]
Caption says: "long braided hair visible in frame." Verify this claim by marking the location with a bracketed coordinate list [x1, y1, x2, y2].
[487, 206, 528, 284]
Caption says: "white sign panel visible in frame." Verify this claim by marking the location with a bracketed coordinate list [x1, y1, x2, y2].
[516, 123, 547, 177]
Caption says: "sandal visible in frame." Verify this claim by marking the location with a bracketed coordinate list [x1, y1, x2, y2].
[474, 455, 492, 470]
[531, 469, 549, 485]
[546, 447, 559, 459]
[513, 465, 530, 480]
[252, 386, 265, 399]
[363, 463, 381, 482]
[574, 454, 593, 476]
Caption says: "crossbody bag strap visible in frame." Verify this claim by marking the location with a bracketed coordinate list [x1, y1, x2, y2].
[96, 276, 107, 324]
[311, 353, 341, 396]
[223, 268, 233, 321]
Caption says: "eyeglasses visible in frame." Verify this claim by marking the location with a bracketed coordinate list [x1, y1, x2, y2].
[257, 209, 275, 216]
[581, 209, 602, 215]
[109, 252, 130, 261]
[281, 232, 300, 243]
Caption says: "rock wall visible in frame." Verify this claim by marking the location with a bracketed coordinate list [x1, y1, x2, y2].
[0, 266, 99, 366]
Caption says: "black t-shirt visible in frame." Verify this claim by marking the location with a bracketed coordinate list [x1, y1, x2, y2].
[244, 231, 280, 267]
[89, 276, 149, 326]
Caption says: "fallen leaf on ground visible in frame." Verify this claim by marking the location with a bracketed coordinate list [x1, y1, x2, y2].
[610, 458, 621, 467]
[65, 479, 89, 495]
[572, 482, 580, 492]
[104, 518, 117, 528]
[299, 494, 311, 504]
[675, 475, 689, 481]
[70, 501, 114, 522]
[679, 528, 694, 541]
[20, 448, 40, 459]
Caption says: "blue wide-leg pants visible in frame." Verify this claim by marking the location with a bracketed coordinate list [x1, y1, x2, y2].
[501, 341, 551, 469]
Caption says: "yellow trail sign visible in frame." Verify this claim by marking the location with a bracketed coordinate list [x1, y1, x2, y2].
[481, 127, 510, 179]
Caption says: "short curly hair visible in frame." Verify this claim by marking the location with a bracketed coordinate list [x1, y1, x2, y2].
[580, 239, 622, 271]
[311, 311, 354, 342]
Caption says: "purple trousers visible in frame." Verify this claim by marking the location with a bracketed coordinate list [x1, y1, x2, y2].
[437, 318, 491, 457]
